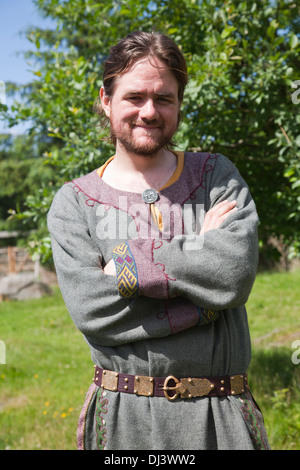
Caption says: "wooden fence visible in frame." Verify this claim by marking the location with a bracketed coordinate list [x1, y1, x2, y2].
[0, 246, 40, 278]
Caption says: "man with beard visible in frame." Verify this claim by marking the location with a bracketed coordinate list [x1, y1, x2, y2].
[48, 31, 270, 451]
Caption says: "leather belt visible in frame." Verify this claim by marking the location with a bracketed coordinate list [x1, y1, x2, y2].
[93, 366, 248, 401]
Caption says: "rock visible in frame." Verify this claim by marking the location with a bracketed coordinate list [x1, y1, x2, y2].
[0, 273, 52, 301]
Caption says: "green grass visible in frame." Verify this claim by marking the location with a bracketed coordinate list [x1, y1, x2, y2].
[0, 270, 300, 450]
[246, 268, 300, 450]
[0, 288, 91, 450]
[247, 269, 300, 348]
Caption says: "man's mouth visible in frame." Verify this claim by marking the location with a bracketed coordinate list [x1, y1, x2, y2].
[132, 121, 162, 130]
[133, 126, 162, 133]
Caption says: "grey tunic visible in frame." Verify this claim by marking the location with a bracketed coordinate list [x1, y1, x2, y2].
[47, 152, 270, 450]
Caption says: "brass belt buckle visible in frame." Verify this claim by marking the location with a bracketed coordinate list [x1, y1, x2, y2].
[162, 376, 186, 401]
[162, 376, 215, 400]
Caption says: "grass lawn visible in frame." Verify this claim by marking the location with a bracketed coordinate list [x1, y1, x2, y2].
[0, 288, 92, 450]
[0, 269, 300, 450]
[246, 268, 300, 450]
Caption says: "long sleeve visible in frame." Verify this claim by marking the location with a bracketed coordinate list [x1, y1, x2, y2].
[112, 154, 259, 310]
[47, 181, 218, 347]
[48, 185, 136, 346]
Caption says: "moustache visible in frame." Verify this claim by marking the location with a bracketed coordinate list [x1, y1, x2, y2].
[130, 121, 163, 128]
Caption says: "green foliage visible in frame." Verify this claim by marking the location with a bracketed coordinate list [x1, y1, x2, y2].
[0, 134, 55, 253]
[1, 0, 299, 261]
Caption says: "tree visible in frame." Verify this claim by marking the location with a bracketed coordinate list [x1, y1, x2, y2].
[0, 133, 55, 253]
[1, 0, 299, 264]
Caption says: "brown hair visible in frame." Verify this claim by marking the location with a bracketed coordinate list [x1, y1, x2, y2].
[94, 31, 188, 144]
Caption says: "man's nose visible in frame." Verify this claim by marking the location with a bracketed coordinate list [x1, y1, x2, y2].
[139, 99, 159, 121]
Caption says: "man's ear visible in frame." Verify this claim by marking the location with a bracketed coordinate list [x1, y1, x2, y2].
[100, 86, 111, 118]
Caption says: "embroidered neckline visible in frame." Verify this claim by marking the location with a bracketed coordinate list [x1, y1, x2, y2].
[96, 151, 184, 232]
[71, 153, 217, 233]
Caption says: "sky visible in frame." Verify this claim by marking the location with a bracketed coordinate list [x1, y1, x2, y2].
[0, 0, 55, 134]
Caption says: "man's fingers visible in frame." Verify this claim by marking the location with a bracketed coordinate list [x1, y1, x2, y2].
[218, 205, 238, 222]
[200, 200, 238, 234]
[211, 200, 237, 215]
[103, 259, 117, 276]
[203, 200, 237, 223]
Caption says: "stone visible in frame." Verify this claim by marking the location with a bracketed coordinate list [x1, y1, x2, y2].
[0, 272, 52, 301]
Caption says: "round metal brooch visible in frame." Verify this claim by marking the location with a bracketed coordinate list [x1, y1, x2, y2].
[142, 188, 158, 204]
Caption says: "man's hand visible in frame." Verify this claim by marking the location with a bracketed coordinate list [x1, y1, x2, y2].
[200, 200, 237, 235]
[102, 200, 237, 275]
[103, 259, 117, 276]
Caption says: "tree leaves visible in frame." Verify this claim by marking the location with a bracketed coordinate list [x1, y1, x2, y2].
[1, 0, 299, 261]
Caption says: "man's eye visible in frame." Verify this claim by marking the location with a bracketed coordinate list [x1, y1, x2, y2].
[157, 97, 172, 103]
[128, 96, 140, 101]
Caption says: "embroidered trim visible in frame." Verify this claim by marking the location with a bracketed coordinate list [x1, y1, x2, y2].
[197, 307, 219, 326]
[77, 383, 97, 450]
[239, 393, 268, 450]
[70, 180, 140, 235]
[112, 242, 139, 298]
[95, 387, 109, 450]
[181, 153, 218, 206]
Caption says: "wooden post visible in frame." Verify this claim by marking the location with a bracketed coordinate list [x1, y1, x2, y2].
[7, 246, 16, 274]
[34, 255, 40, 279]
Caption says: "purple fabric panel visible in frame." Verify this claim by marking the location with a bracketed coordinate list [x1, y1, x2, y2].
[127, 238, 169, 298]
[165, 297, 200, 334]
[160, 152, 216, 205]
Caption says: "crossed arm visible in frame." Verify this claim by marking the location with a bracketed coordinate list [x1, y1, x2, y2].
[103, 199, 238, 276]
[48, 154, 258, 345]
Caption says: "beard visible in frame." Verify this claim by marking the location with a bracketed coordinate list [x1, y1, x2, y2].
[110, 117, 179, 157]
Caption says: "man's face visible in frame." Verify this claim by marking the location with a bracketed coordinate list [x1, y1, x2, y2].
[100, 57, 181, 156]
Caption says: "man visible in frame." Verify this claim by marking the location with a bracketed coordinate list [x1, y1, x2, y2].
[48, 31, 270, 450]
